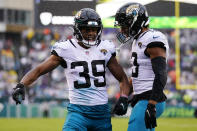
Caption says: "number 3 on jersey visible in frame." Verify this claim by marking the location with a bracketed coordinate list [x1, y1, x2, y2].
[131, 52, 139, 77]
[71, 60, 106, 89]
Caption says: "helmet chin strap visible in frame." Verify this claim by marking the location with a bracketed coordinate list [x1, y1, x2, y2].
[78, 28, 102, 47]
[75, 29, 95, 47]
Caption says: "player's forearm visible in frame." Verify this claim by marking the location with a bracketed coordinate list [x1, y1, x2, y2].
[114, 67, 130, 96]
[20, 55, 60, 87]
[119, 76, 130, 96]
[128, 78, 133, 93]
[107, 56, 131, 96]
[20, 67, 43, 87]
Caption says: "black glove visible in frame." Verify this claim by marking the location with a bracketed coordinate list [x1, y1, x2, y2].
[12, 83, 25, 105]
[145, 103, 157, 129]
[113, 96, 128, 115]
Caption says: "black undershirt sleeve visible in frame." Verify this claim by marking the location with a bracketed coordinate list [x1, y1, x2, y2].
[150, 56, 167, 102]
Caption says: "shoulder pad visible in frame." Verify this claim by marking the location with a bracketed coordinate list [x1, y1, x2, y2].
[52, 40, 70, 50]
[99, 40, 116, 55]
[144, 30, 168, 47]
[57, 39, 68, 43]
[99, 40, 115, 49]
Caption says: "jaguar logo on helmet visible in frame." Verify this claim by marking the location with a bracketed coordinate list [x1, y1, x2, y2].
[126, 4, 139, 15]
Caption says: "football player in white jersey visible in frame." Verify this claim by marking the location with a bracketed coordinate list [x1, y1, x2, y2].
[12, 8, 130, 131]
[113, 2, 169, 131]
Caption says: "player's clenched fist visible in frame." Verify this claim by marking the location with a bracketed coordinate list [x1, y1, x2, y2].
[113, 96, 128, 115]
[145, 103, 157, 129]
[12, 83, 25, 105]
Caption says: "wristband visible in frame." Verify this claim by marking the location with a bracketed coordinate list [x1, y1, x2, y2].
[121, 94, 128, 99]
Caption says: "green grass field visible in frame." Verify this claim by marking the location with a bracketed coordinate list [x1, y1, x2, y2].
[0, 118, 197, 131]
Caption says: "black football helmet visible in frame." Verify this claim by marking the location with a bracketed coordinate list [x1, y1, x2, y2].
[115, 3, 149, 43]
[73, 8, 103, 47]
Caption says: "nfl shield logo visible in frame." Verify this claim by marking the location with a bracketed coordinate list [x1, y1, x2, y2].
[85, 51, 89, 55]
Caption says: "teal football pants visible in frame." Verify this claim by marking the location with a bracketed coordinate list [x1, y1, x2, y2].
[62, 104, 112, 131]
[127, 100, 165, 131]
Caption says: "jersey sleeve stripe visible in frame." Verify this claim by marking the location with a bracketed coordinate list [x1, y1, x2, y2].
[96, 40, 101, 46]
[51, 50, 67, 68]
[69, 39, 77, 48]
[144, 41, 166, 57]
[51, 50, 59, 56]
[112, 52, 116, 57]
[147, 41, 166, 50]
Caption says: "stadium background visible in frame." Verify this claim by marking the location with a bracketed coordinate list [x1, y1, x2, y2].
[0, 0, 197, 130]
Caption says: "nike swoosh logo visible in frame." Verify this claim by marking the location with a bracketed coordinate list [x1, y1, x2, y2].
[121, 103, 125, 109]
[153, 36, 160, 39]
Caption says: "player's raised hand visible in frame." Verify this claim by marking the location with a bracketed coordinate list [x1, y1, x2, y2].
[145, 103, 157, 129]
[12, 83, 25, 105]
[113, 96, 128, 115]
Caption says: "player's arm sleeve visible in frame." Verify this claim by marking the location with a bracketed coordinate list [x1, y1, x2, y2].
[51, 42, 67, 68]
[144, 35, 168, 102]
[150, 56, 167, 102]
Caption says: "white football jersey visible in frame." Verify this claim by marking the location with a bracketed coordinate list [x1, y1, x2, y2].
[130, 29, 169, 95]
[51, 39, 116, 106]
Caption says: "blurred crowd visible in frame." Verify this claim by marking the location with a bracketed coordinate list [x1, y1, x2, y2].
[1, 26, 197, 107]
